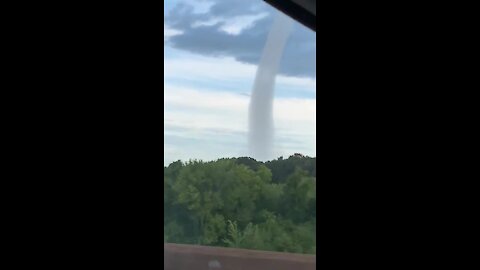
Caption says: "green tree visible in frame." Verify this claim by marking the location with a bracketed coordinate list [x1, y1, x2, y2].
[164, 156, 316, 254]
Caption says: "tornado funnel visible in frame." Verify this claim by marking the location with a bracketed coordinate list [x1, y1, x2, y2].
[248, 11, 293, 161]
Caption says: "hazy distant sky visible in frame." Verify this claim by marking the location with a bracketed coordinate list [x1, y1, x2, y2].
[164, 0, 316, 165]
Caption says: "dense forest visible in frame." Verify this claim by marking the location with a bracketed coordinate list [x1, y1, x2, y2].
[164, 154, 316, 254]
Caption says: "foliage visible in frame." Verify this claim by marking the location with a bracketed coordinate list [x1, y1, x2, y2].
[164, 155, 316, 254]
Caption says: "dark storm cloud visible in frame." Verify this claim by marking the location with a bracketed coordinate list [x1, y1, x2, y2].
[164, 0, 316, 78]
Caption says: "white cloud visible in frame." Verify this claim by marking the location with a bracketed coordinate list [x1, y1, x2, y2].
[164, 84, 315, 164]
[191, 12, 269, 35]
[164, 50, 315, 95]
[220, 13, 269, 35]
[277, 76, 316, 91]
[192, 18, 224, 28]
[165, 55, 254, 81]
[164, 25, 183, 41]
[187, 0, 215, 14]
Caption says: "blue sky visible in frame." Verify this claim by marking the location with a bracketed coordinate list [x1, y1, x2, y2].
[164, 0, 316, 165]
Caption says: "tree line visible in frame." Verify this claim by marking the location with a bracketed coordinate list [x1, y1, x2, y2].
[164, 154, 316, 254]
